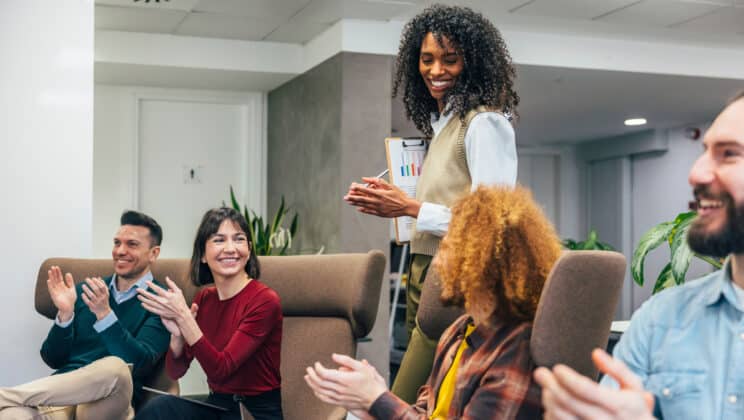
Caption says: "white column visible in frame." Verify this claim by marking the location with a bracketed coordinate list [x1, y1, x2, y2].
[0, 0, 93, 384]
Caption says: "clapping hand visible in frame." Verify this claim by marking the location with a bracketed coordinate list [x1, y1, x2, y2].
[304, 353, 387, 413]
[81, 277, 112, 320]
[47, 266, 77, 322]
[137, 277, 191, 322]
[534, 349, 655, 420]
[344, 177, 420, 218]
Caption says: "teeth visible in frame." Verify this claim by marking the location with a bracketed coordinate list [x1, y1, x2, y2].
[698, 199, 723, 209]
[431, 80, 450, 87]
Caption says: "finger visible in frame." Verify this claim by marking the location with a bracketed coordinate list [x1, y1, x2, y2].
[553, 364, 626, 416]
[592, 348, 643, 390]
[305, 367, 346, 395]
[64, 273, 75, 289]
[81, 283, 96, 300]
[190, 303, 199, 316]
[85, 277, 103, 294]
[81, 291, 92, 307]
[542, 391, 583, 420]
[331, 353, 366, 371]
[360, 177, 390, 188]
[92, 277, 108, 292]
[542, 380, 608, 420]
[165, 277, 181, 292]
[145, 280, 168, 296]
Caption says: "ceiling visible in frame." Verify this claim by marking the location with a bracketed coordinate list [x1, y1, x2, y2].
[96, 0, 744, 44]
[94, 0, 744, 144]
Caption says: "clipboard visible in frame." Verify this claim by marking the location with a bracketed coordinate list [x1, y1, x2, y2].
[385, 137, 427, 244]
[142, 386, 230, 412]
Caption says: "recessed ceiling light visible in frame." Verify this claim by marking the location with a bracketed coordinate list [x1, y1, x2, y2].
[624, 118, 647, 126]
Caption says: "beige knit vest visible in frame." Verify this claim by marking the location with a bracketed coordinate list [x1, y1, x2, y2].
[411, 106, 494, 256]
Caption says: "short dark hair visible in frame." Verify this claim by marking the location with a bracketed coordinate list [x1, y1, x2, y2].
[120, 210, 162, 247]
[393, 4, 519, 137]
[190, 207, 260, 286]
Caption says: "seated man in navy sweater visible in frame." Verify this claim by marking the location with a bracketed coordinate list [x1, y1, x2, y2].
[0, 210, 170, 420]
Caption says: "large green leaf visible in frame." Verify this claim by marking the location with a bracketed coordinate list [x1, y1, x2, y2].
[670, 214, 695, 285]
[271, 196, 286, 235]
[289, 213, 298, 237]
[229, 186, 241, 212]
[632, 221, 675, 286]
[653, 263, 676, 293]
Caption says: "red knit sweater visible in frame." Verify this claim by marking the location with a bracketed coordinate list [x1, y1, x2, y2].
[166, 280, 282, 395]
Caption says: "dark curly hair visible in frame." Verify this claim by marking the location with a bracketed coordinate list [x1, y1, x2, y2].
[392, 4, 519, 137]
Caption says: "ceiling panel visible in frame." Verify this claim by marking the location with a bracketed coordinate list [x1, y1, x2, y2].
[597, 0, 723, 26]
[293, 0, 416, 24]
[389, 0, 533, 21]
[264, 20, 332, 44]
[176, 12, 282, 41]
[511, 0, 641, 20]
[95, 5, 187, 33]
[193, 0, 312, 19]
[96, 0, 200, 12]
[673, 5, 744, 33]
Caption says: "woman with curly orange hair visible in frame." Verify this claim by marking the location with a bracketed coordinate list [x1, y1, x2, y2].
[305, 186, 562, 419]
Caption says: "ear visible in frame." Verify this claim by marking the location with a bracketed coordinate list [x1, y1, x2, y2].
[149, 246, 161, 261]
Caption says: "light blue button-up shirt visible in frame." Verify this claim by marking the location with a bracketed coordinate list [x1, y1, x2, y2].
[55, 272, 153, 332]
[602, 261, 744, 419]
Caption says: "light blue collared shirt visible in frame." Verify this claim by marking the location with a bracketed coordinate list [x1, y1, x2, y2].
[602, 261, 744, 419]
[55, 272, 153, 333]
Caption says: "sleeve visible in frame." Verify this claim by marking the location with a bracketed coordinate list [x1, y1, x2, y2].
[600, 298, 655, 388]
[415, 112, 517, 237]
[96, 280, 170, 379]
[40, 285, 83, 369]
[465, 112, 517, 189]
[460, 332, 539, 420]
[191, 289, 282, 383]
[368, 389, 429, 420]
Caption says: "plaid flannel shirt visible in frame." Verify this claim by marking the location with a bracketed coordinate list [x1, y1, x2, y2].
[370, 315, 542, 419]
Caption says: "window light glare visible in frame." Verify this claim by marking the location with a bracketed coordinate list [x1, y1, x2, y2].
[624, 118, 647, 126]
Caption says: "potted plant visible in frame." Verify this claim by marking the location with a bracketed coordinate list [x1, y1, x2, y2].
[227, 186, 298, 256]
[632, 211, 723, 293]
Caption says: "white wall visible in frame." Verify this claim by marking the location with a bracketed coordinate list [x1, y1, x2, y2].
[93, 85, 265, 258]
[0, 1, 93, 385]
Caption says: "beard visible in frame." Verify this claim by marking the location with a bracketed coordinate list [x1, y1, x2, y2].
[688, 187, 744, 258]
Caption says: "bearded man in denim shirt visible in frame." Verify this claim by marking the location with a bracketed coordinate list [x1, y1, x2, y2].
[535, 91, 744, 420]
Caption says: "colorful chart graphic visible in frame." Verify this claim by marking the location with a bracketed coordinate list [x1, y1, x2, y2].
[400, 149, 424, 177]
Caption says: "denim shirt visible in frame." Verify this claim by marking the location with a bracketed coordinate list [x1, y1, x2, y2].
[602, 261, 744, 419]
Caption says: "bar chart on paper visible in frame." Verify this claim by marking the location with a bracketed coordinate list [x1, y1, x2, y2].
[385, 138, 427, 243]
[399, 148, 424, 177]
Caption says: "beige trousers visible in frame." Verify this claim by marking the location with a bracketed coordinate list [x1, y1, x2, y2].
[0, 356, 134, 420]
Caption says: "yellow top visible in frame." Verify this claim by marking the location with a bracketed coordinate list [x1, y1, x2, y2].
[430, 324, 476, 420]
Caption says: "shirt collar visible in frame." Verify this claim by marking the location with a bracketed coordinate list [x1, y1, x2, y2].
[702, 258, 740, 310]
[110, 271, 153, 295]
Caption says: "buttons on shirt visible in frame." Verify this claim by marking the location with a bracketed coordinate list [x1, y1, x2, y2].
[662, 388, 671, 397]
[728, 395, 738, 404]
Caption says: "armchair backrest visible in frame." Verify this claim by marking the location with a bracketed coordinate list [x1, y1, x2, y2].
[530, 250, 626, 380]
[35, 251, 386, 420]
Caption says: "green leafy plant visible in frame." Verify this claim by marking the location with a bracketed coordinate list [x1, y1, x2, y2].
[632, 211, 723, 294]
[563, 229, 615, 251]
[227, 186, 298, 256]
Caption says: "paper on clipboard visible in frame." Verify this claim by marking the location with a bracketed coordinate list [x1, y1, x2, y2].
[385, 137, 427, 244]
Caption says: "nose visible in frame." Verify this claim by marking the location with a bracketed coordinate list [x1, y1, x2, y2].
[430, 60, 444, 76]
[114, 244, 126, 255]
[688, 153, 714, 187]
[224, 239, 237, 252]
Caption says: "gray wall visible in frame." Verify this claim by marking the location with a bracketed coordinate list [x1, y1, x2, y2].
[267, 52, 393, 379]
[579, 124, 716, 318]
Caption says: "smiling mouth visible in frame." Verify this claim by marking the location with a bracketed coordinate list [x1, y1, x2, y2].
[429, 79, 453, 90]
[693, 198, 725, 217]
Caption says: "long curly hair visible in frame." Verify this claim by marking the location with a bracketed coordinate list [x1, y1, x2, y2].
[392, 4, 519, 137]
[434, 186, 562, 325]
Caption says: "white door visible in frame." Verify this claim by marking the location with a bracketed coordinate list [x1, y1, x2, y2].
[138, 98, 260, 258]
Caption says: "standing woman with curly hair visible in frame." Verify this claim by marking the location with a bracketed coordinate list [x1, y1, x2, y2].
[344, 4, 519, 402]
[308, 186, 561, 419]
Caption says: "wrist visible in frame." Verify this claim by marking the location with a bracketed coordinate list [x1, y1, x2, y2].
[95, 308, 111, 321]
[57, 311, 73, 323]
[406, 199, 421, 218]
[364, 386, 387, 411]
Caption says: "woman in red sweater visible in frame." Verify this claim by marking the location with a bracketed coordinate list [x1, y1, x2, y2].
[135, 207, 283, 420]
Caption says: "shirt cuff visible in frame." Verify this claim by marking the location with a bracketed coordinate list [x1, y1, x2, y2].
[368, 391, 408, 419]
[55, 312, 74, 328]
[416, 202, 451, 237]
[93, 311, 118, 333]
